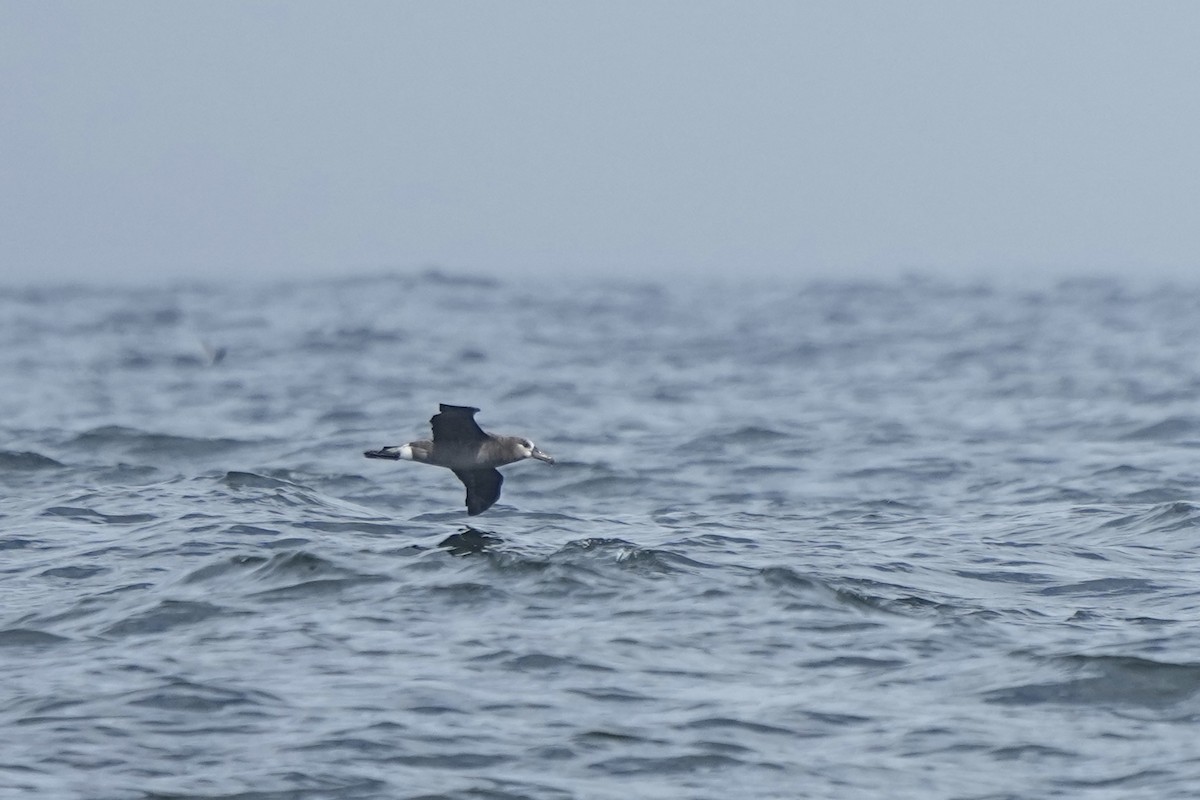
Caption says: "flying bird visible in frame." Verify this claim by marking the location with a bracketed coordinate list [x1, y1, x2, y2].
[364, 404, 555, 515]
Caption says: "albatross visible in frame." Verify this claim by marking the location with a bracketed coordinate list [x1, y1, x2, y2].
[364, 404, 555, 515]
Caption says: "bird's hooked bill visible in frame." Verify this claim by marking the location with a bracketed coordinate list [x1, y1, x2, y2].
[364, 445, 410, 460]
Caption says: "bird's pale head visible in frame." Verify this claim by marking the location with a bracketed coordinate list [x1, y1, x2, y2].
[519, 438, 555, 464]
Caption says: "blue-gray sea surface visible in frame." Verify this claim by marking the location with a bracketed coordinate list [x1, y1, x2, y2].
[4, 272, 1200, 799]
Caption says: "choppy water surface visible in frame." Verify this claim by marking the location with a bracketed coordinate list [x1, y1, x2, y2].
[4, 272, 1200, 799]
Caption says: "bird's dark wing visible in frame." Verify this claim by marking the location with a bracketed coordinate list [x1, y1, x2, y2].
[431, 404, 487, 445]
[452, 468, 503, 516]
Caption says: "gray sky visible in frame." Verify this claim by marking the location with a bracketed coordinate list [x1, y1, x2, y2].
[3, 2, 1199, 284]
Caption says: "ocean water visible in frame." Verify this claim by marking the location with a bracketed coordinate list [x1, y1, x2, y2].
[4, 272, 1200, 799]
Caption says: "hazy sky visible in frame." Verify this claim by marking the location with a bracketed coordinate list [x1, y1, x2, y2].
[3, 2, 1199, 284]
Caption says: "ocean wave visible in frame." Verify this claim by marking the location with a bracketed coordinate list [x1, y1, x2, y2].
[66, 426, 259, 461]
[985, 654, 1200, 710]
[0, 450, 64, 471]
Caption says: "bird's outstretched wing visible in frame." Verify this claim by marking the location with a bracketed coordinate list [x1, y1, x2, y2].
[431, 404, 487, 445]
[452, 468, 504, 516]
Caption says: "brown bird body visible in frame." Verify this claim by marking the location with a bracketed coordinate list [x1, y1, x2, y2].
[365, 404, 555, 515]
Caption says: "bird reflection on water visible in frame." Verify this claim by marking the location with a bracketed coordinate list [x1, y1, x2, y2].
[437, 527, 503, 556]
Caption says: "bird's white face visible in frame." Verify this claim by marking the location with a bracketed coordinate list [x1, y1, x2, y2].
[519, 438, 556, 464]
[383, 444, 415, 460]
